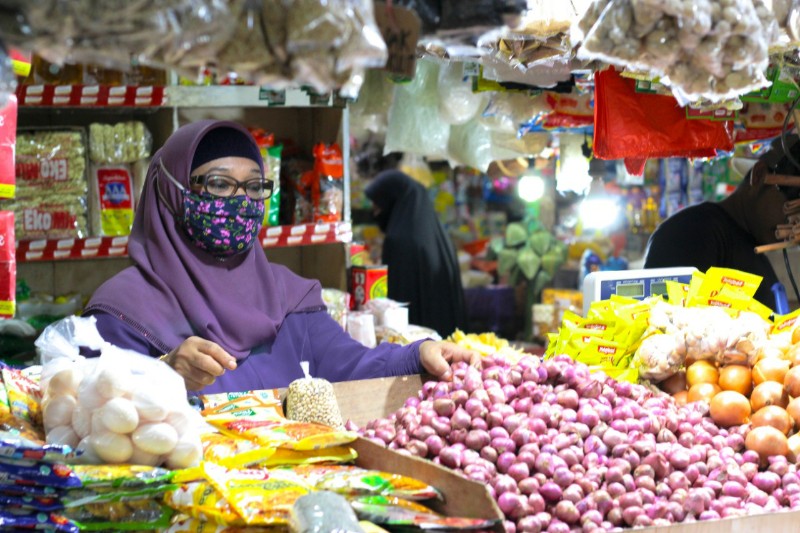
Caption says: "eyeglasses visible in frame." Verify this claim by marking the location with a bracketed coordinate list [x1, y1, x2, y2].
[190, 174, 274, 201]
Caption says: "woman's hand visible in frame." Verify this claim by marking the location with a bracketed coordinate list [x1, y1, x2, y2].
[419, 340, 481, 380]
[162, 336, 237, 391]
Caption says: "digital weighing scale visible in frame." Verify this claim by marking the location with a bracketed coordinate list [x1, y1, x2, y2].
[582, 267, 698, 316]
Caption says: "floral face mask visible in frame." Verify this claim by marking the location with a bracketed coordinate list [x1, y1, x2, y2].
[160, 161, 264, 257]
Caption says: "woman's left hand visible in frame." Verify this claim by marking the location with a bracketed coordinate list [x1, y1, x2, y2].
[419, 340, 481, 380]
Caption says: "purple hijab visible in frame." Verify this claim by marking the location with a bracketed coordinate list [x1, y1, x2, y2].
[86, 120, 324, 358]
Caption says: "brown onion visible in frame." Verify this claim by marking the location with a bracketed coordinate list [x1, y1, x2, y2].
[784, 366, 800, 398]
[745, 425, 789, 464]
[672, 390, 688, 407]
[686, 361, 719, 387]
[751, 405, 793, 436]
[751, 381, 790, 412]
[709, 391, 751, 427]
[660, 372, 687, 395]
[787, 433, 800, 462]
[687, 382, 721, 404]
[753, 358, 791, 386]
[718, 365, 752, 396]
[786, 397, 800, 431]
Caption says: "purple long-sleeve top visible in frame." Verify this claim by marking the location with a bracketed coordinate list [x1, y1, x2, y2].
[85, 309, 424, 394]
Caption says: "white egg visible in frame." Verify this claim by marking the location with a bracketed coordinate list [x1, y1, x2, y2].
[129, 444, 163, 467]
[77, 379, 106, 411]
[165, 438, 202, 469]
[100, 397, 140, 434]
[165, 409, 203, 435]
[75, 436, 101, 465]
[131, 423, 178, 455]
[91, 431, 134, 464]
[71, 405, 92, 439]
[132, 386, 168, 422]
[91, 410, 107, 434]
[46, 425, 80, 449]
[47, 366, 83, 397]
[95, 366, 133, 399]
[43, 395, 77, 431]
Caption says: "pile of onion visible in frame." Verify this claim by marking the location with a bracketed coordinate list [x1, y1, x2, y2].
[355, 355, 800, 533]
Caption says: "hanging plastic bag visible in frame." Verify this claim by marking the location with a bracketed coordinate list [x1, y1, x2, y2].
[593, 68, 734, 164]
[384, 59, 450, 159]
[35, 316, 204, 469]
[437, 61, 486, 125]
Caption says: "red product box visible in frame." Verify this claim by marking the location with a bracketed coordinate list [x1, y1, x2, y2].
[351, 265, 388, 310]
[0, 95, 18, 199]
[0, 211, 16, 318]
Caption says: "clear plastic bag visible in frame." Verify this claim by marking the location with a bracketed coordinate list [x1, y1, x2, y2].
[634, 332, 686, 382]
[35, 316, 204, 469]
[2, 1, 240, 73]
[437, 61, 487, 125]
[384, 59, 450, 158]
[447, 118, 495, 172]
[577, 0, 772, 104]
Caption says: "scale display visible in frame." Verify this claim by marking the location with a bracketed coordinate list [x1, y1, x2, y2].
[582, 267, 697, 315]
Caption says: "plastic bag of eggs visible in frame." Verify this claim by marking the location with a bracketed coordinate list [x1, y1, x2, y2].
[41, 355, 204, 470]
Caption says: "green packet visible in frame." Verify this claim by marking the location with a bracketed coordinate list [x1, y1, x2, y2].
[62, 483, 179, 507]
[64, 501, 174, 531]
[70, 464, 174, 488]
[350, 495, 500, 530]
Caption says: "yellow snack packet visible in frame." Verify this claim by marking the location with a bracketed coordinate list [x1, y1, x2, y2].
[262, 446, 358, 467]
[664, 281, 690, 306]
[203, 463, 310, 526]
[699, 267, 762, 299]
[686, 271, 706, 302]
[688, 288, 750, 314]
[206, 411, 357, 451]
[566, 327, 615, 354]
[201, 432, 277, 469]
[164, 481, 245, 526]
[200, 390, 282, 413]
[577, 338, 625, 367]
[745, 295, 774, 322]
[773, 308, 800, 336]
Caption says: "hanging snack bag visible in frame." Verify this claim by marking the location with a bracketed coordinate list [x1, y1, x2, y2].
[285, 362, 344, 429]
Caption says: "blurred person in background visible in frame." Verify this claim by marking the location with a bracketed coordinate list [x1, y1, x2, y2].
[366, 170, 468, 337]
[645, 137, 800, 308]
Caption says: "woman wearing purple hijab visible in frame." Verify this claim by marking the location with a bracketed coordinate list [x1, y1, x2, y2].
[84, 120, 479, 393]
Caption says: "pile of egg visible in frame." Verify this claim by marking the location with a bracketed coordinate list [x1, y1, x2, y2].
[42, 359, 203, 469]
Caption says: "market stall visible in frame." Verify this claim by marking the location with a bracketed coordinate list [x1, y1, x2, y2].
[2, 1, 800, 532]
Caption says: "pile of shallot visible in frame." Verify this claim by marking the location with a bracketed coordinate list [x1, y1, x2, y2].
[354, 355, 800, 532]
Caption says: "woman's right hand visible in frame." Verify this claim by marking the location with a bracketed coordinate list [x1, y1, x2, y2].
[161, 336, 238, 391]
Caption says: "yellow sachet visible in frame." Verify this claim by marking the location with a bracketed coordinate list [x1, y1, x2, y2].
[698, 267, 762, 299]
[773, 307, 800, 336]
[664, 280, 690, 306]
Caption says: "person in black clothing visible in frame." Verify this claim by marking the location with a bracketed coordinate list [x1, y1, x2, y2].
[644, 138, 800, 308]
[365, 170, 468, 337]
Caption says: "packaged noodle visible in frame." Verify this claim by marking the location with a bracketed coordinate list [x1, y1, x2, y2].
[164, 515, 267, 532]
[64, 500, 174, 531]
[200, 432, 275, 469]
[206, 410, 357, 451]
[0, 457, 81, 488]
[0, 492, 62, 511]
[263, 446, 358, 468]
[61, 484, 178, 507]
[2, 366, 43, 427]
[289, 464, 441, 501]
[71, 464, 174, 489]
[290, 491, 365, 533]
[0, 428, 74, 463]
[0, 509, 78, 533]
[164, 481, 245, 526]
[203, 462, 310, 525]
[199, 390, 282, 414]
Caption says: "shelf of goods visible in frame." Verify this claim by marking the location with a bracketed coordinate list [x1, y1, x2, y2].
[15, 221, 352, 262]
[16, 84, 341, 108]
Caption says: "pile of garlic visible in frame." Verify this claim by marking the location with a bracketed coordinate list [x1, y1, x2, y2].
[41, 357, 203, 470]
[575, 0, 778, 104]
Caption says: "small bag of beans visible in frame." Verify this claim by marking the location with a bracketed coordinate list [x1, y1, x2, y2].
[285, 363, 344, 429]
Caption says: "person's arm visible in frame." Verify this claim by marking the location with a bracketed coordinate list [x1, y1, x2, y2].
[83, 310, 162, 356]
[304, 311, 423, 381]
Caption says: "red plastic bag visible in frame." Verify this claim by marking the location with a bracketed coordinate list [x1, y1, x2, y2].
[593, 69, 734, 167]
